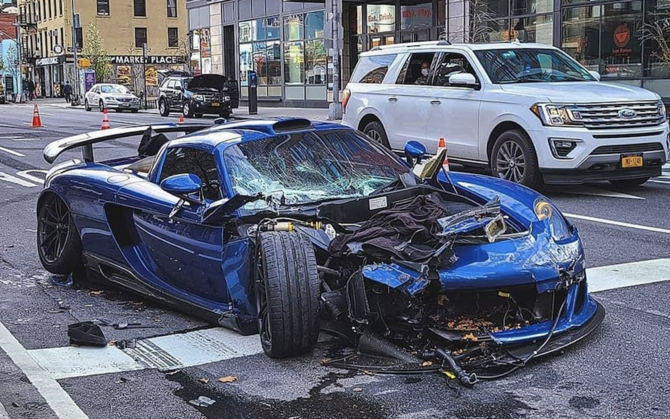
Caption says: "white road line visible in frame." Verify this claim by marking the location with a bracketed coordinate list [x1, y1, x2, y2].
[588, 258, 670, 293]
[0, 400, 9, 419]
[550, 186, 644, 200]
[0, 147, 25, 157]
[0, 321, 88, 419]
[565, 213, 670, 234]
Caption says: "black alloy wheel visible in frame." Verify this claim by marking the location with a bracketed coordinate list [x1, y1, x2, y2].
[37, 194, 83, 275]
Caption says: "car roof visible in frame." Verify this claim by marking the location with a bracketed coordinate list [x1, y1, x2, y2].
[362, 40, 557, 56]
[168, 118, 345, 153]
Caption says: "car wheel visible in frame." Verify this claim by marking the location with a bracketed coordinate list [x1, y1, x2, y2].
[159, 99, 169, 117]
[363, 120, 391, 149]
[195, 114, 203, 118]
[183, 102, 193, 118]
[609, 177, 650, 188]
[99, 100, 105, 112]
[220, 109, 231, 119]
[131, 109, 139, 113]
[84, 99, 91, 112]
[255, 232, 320, 359]
[491, 129, 542, 189]
[37, 193, 83, 276]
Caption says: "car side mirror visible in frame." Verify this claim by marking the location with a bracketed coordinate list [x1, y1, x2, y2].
[161, 174, 202, 196]
[449, 73, 478, 88]
[404, 141, 427, 166]
[588, 70, 601, 81]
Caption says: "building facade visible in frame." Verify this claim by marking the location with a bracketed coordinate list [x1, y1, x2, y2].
[190, 0, 670, 107]
[18, 0, 188, 98]
[0, 11, 21, 99]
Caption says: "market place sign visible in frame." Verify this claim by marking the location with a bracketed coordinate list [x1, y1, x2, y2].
[110, 56, 186, 65]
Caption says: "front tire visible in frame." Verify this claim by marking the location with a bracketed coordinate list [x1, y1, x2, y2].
[255, 232, 320, 359]
[183, 102, 194, 118]
[159, 99, 170, 117]
[609, 177, 650, 188]
[84, 99, 91, 111]
[37, 193, 83, 275]
[99, 100, 105, 112]
[491, 129, 542, 189]
[362, 120, 390, 148]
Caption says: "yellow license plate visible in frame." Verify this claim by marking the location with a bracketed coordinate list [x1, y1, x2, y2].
[212, 102, 220, 107]
[621, 154, 643, 168]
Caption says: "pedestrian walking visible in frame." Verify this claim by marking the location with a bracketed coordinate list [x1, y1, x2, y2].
[26, 79, 35, 101]
[63, 82, 73, 103]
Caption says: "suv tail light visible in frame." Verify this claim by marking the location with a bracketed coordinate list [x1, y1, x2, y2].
[342, 89, 351, 114]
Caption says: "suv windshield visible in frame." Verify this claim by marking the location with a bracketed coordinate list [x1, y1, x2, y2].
[223, 129, 409, 210]
[475, 48, 596, 84]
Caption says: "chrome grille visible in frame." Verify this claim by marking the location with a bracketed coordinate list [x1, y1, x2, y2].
[200, 92, 222, 102]
[572, 102, 665, 129]
[592, 143, 664, 155]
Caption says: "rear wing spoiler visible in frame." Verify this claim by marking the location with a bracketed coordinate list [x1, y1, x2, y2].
[43, 123, 211, 164]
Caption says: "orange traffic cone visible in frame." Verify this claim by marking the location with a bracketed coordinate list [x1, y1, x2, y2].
[101, 108, 110, 130]
[31, 104, 43, 128]
[437, 137, 449, 172]
[179, 114, 185, 123]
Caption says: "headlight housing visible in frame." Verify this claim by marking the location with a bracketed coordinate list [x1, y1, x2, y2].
[534, 198, 572, 241]
[658, 100, 667, 123]
[224, 96, 231, 101]
[194, 94, 204, 101]
[531, 104, 584, 127]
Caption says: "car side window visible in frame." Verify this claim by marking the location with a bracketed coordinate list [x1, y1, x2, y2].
[432, 53, 478, 87]
[396, 53, 437, 85]
[159, 147, 223, 201]
[349, 54, 397, 84]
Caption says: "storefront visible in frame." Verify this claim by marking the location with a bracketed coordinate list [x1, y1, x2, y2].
[109, 55, 187, 97]
[445, 0, 670, 101]
[34, 56, 65, 98]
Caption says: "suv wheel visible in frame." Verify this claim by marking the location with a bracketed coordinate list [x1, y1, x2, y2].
[491, 129, 542, 189]
[183, 102, 193, 118]
[159, 99, 169, 117]
[363, 120, 390, 148]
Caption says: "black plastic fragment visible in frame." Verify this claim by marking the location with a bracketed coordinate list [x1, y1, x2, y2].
[358, 330, 420, 363]
[67, 321, 107, 347]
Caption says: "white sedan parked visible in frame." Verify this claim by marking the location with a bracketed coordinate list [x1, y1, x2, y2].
[85, 84, 140, 112]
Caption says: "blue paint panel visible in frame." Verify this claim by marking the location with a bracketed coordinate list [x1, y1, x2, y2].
[362, 263, 421, 289]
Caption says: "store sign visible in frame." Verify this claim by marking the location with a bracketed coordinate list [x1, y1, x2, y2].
[367, 5, 395, 33]
[400, 4, 433, 30]
[110, 56, 186, 65]
[36, 56, 61, 66]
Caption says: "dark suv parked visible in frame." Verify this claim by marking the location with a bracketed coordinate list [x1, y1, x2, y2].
[158, 74, 238, 118]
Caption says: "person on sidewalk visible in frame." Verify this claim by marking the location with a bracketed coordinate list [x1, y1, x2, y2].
[63, 82, 73, 103]
[26, 79, 35, 101]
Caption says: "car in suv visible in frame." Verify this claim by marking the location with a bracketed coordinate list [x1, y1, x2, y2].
[342, 41, 670, 189]
[159, 74, 233, 119]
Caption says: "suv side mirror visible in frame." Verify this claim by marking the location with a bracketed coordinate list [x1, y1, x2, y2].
[449, 73, 478, 87]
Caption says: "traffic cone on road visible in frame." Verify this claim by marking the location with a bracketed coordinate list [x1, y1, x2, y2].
[179, 114, 185, 123]
[101, 108, 110, 130]
[31, 104, 43, 128]
[437, 137, 450, 172]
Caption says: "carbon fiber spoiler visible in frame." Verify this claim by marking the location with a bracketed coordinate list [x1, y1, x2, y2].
[43, 123, 211, 164]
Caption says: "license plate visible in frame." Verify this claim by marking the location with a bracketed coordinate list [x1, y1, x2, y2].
[122, 103, 130, 107]
[621, 153, 643, 168]
[211, 102, 220, 107]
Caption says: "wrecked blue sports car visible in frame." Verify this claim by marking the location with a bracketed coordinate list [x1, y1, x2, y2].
[38, 118, 603, 386]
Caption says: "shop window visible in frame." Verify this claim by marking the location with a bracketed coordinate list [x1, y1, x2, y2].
[284, 14, 304, 41]
[253, 42, 268, 85]
[266, 17, 280, 40]
[367, 5, 395, 34]
[284, 41, 305, 84]
[305, 11, 324, 39]
[512, 14, 553, 44]
[400, 3, 433, 30]
[349, 54, 397, 84]
[512, 0, 552, 16]
[474, 0, 509, 21]
[167, 0, 177, 18]
[168, 28, 179, 48]
[306, 39, 326, 85]
[644, 3, 670, 78]
[267, 41, 282, 85]
[135, 28, 147, 48]
[134, 0, 146, 17]
[240, 18, 281, 87]
[239, 43, 253, 86]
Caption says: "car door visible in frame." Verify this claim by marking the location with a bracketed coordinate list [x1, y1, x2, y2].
[425, 51, 483, 159]
[163, 80, 175, 109]
[87, 85, 99, 104]
[132, 146, 230, 303]
[383, 52, 438, 150]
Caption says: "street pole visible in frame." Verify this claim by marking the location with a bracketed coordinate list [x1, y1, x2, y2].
[70, 0, 81, 105]
[327, 0, 342, 120]
[142, 42, 148, 109]
[15, 22, 24, 102]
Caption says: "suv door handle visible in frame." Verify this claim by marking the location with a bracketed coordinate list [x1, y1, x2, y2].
[388, 97, 398, 102]
[430, 100, 441, 105]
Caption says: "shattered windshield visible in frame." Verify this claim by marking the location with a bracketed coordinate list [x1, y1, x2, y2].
[223, 129, 410, 210]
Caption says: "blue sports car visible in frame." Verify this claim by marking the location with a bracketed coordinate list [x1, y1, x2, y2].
[38, 118, 603, 385]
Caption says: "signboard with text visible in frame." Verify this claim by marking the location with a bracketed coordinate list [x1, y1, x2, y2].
[110, 56, 186, 65]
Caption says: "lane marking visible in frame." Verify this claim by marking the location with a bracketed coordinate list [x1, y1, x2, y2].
[0, 147, 25, 157]
[0, 172, 38, 187]
[16, 170, 48, 185]
[0, 321, 88, 419]
[0, 400, 8, 419]
[565, 213, 670, 235]
[549, 186, 644, 200]
[588, 258, 670, 293]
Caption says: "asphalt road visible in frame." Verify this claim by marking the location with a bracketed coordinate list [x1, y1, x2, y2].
[0, 101, 669, 419]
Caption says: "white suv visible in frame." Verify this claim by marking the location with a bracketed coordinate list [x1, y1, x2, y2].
[342, 41, 669, 189]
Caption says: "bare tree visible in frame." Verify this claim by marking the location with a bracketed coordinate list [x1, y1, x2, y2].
[639, 13, 670, 76]
[447, 0, 495, 43]
[123, 41, 145, 94]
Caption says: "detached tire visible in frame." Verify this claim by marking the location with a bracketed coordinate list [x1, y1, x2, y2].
[363, 120, 391, 149]
[609, 177, 649, 188]
[255, 232, 320, 358]
[491, 129, 542, 189]
[36, 193, 83, 275]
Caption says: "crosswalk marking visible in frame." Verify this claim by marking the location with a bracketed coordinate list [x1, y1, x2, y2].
[588, 258, 670, 293]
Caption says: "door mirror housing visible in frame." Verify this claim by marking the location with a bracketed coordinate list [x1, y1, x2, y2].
[588, 70, 601, 81]
[449, 73, 478, 87]
[160, 174, 202, 196]
[404, 141, 427, 166]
